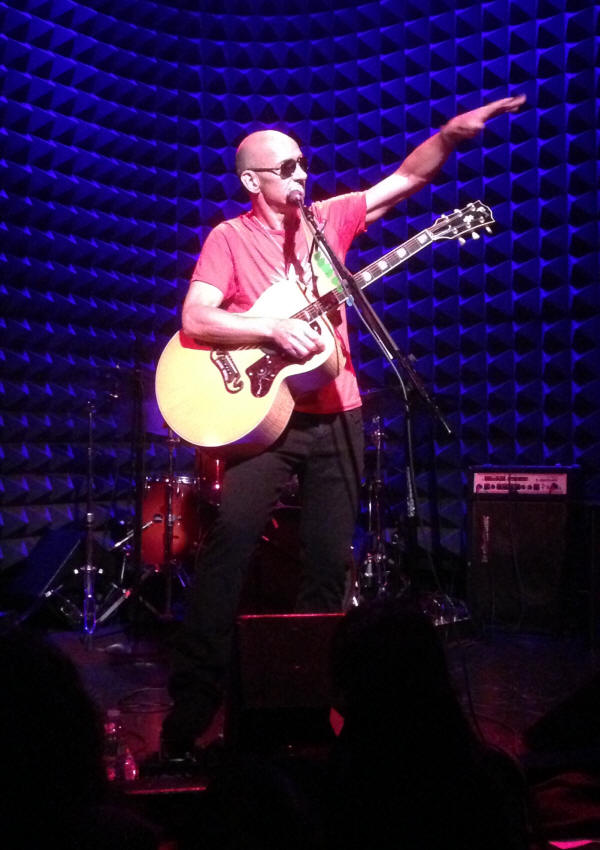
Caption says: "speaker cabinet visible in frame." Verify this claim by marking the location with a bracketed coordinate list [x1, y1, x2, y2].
[228, 612, 343, 751]
[467, 468, 584, 633]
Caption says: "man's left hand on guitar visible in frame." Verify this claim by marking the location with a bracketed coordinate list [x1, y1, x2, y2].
[271, 316, 326, 360]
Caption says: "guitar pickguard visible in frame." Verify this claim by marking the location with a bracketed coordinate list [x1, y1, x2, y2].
[246, 351, 288, 398]
[245, 318, 324, 398]
[210, 349, 243, 394]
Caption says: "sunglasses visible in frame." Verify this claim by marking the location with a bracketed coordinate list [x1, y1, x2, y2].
[249, 156, 309, 179]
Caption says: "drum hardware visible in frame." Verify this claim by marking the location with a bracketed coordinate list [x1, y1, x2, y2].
[95, 544, 161, 626]
[140, 476, 199, 567]
[42, 401, 103, 640]
[358, 414, 405, 602]
[196, 450, 225, 507]
[96, 454, 222, 627]
[111, 517, 159, 551]
[96, 573, 132, 626]
[81, 400, 101, 638]
[93, 517, 160, 625]
[157, 429, 190, 618]
[358, 387, 469, 626]
[36, 363, 203, 632]
[94, 360, 149, 629]
[97, 448, 199, 625]
[113, 429, 195, 622]
[68, 360, 223, 628]
[128, 367, 194, 622]
[43, 399, 114, 638]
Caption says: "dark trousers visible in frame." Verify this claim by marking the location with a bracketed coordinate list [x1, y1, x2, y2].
[166, 409, 364, 736]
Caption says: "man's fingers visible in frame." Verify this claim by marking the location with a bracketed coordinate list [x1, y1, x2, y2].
[274, 318, 325, 358]
[484, 93, 527, 119]
[445, 94, 526, 141]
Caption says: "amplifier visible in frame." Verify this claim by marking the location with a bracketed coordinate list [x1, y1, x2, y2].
[470, 466, 578, 498]
[467, 466, 582, 632]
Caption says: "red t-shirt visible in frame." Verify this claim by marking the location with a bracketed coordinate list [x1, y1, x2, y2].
[190, 192, 366, 414]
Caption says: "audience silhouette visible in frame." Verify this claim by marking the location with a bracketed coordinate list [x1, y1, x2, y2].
[189, 751, 325, 850]
[324, 596, 534, 849]
[0, 625, 160, 850]
[180, 597, 537, 849]
[1, 604, 541, 849]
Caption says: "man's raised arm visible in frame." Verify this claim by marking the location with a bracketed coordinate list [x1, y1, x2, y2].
[364, 94, 526, 224]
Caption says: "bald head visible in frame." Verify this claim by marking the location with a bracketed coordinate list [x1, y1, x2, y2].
[235, 130, 297, 175]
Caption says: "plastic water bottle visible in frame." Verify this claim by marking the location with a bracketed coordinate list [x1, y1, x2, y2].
[103, 708, 138, 782]
[118, 745, 139, 782]
[104, 708, 121, 782]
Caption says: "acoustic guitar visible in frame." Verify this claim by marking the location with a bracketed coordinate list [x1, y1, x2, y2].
[155, 202, 493, 455]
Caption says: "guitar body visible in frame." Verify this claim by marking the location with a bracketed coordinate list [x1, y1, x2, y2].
[155, 279, 345, 454]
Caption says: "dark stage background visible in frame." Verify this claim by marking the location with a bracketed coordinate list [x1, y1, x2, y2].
[1, 1, 599, 589]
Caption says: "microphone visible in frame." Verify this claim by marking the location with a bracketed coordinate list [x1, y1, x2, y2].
[287, 189, 304, 207]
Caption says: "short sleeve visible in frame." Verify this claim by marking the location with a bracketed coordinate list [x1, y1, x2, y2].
[190, 224, 237, 301]
[311, 192, 367, 259]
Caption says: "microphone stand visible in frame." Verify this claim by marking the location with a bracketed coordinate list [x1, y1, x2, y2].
[299, 201, 451, 599]
[300, 202, 450, 435]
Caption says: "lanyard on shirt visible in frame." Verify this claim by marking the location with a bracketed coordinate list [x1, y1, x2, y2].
[299, 212, 345, 301]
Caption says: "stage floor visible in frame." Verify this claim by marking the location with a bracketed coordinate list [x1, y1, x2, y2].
[47, 603, 600, 847]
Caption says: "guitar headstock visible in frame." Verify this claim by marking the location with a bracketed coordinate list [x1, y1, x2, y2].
[430, 201, 494, 243]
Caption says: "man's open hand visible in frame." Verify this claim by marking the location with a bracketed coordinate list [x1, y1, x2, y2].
[442, 94, 527, 142]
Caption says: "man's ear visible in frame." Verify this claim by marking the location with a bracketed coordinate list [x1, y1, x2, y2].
[240, 170, 260, 195]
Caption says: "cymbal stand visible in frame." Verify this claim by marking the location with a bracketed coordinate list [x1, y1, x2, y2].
[72, 400, 101, 643]
[359, 415, 393, 600]
[160, 429, 190, 619]
[93, 362, 151, 628]
[45, 395, 120, 635]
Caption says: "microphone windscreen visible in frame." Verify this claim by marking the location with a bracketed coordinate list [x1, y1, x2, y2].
[286, 189, 304, 206]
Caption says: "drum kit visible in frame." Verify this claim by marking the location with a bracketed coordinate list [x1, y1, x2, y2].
[44, 367, 224, 637]
[98, 425, 223, 628]
[61, 365, 430, 637]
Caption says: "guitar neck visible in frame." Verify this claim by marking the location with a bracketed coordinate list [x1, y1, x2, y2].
[291, 201, 494, 325]
[354, 229, 433, 290]
[293, 227, 434, 324]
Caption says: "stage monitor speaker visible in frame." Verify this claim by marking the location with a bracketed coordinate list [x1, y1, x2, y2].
[467, 468, 582, 633]
[0, 527, 112, 626]
[228, 612, 344, 751]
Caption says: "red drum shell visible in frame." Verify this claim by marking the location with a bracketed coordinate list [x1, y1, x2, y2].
[141, 475, 199, 567]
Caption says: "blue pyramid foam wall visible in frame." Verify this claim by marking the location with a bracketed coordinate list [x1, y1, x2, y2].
[1, 0, 598, 577]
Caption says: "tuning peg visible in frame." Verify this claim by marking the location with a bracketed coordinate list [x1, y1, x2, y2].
[458, 237, 466, 245]
[485, 227, 493, 234]
[454, 208, 460, 213]
[471, 232, 480, 239]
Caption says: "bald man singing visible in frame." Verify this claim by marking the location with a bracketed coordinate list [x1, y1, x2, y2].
[161, 95, 525, 760]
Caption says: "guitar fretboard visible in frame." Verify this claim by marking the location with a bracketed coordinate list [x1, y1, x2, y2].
[291, 229, 434, 324]
[354, 231, 433, 288]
